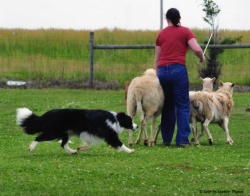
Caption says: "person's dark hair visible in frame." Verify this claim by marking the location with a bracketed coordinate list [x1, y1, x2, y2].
[166, 8, 181, 27]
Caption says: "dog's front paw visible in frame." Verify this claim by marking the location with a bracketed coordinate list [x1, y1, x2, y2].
[28, 141, 38, 153]
[128, 149, 135, 154]
[28, 146, 35, 153]
[28, 147, 32, 153]
[119, 144, 135, 154]
[71, 150, 78, 155]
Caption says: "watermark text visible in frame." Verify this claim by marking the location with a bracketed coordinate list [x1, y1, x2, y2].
[199, 190, 244, 194]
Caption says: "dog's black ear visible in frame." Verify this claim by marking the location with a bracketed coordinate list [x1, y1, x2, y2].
[116, 112, 135, 130]
[117, 112, 126, 117]
[117, 112, 131, 121]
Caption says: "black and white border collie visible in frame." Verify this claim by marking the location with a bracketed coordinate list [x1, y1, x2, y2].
[16, 108, 138, 154]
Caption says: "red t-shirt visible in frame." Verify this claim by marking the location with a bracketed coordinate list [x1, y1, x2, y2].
[156, 26, 195, 66]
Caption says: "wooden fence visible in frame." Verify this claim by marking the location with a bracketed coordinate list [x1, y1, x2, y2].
[89, 32, 250, 87]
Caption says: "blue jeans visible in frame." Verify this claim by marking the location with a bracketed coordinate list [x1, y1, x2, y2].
[157, 64, 191, 145]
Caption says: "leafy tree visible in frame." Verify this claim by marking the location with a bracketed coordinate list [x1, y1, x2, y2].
[202, 0, 220, 31]
[199, 0, 242, 82]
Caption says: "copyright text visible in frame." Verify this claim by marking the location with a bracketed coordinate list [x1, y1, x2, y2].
[199, 190, 244, 194]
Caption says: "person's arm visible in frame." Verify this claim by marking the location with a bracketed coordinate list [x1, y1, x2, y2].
[155, 46, 161, 74]
[188, 38, 205, 62]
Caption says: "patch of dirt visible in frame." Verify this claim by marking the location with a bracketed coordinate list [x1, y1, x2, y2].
[233, 85, 250, 92]
[189, 84, 250, 92]
[1, 78, 250, 92]
[0, 79, 123, 90]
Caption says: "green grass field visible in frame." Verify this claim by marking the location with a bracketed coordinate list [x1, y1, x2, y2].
[0, 89, 249, 195]
[0, 28, 250, 85]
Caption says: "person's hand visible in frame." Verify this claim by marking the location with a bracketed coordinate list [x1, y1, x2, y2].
[200, 55, 206, 62]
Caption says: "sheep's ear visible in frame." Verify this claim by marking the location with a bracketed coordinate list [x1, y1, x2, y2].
[212, 77, 216, 82]
[219, 81, 223, 86]
[231, 83, 236, 87]
[143, 69, 149, 75]
[200, 77, 203, 82]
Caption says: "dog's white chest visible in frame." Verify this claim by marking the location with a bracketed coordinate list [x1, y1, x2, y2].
[79, 132, 103, 144]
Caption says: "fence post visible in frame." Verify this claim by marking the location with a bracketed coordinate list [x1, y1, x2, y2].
[89, 32, 94, 88]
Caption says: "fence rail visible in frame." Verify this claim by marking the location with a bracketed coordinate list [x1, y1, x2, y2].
[94, 44, 250, 50]
[89, 32, 250, 87]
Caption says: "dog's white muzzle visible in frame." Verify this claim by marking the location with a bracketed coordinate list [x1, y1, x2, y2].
[132, 123, 139, 131]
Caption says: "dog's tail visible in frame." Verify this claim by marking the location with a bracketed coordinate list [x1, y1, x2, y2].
[16, 108, 40, 134]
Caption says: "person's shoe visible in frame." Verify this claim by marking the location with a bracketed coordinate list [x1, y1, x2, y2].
[163, 142, 171, 146]
[177, 143, 192, 148]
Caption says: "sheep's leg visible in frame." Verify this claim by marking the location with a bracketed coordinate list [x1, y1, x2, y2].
[149, 117, 156, 147]
[153, 123, 161, 145]
[202, 119, 213, 145]
[197, 123, 204, 140]
[219, 118, 233, 145]
[128, 130, 133, 147]
[136, 111, 149, 146]
[142, 117, 149, 146]
[135, 107, 145, 145]
[128, 116, 135, 147]
[191, 118, 199, 145]
[135, 122, 143, 145]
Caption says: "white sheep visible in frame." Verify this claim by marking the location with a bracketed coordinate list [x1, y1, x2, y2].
[189, 77, 216, 145]
[127, 69, 164, 147]
[191, 81, 235, 145]
[153, 77, 216, 145]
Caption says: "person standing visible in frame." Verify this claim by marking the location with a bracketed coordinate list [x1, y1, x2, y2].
[155, 8, 205, 147]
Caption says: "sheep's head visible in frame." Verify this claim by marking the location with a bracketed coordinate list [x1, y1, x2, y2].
[200, 77, 216, 92]
[218, 81, 236, 93]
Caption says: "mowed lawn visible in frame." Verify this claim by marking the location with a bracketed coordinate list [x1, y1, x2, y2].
[0, 89, 249, 195]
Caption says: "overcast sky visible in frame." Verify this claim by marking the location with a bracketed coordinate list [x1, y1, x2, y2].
[0, 0, 249, 30]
